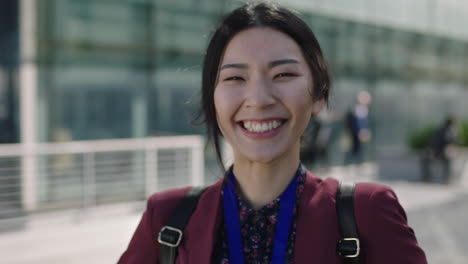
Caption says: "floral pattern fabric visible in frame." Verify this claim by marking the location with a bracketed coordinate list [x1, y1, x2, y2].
[218, 164, 306, 264]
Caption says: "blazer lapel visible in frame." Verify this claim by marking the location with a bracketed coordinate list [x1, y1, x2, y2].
[294, 172, 342, 263]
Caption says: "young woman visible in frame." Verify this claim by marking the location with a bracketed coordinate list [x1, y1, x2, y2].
[118, 3, 427, 263]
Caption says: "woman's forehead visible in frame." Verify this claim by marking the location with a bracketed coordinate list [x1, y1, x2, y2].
[220, 27, 306, 65]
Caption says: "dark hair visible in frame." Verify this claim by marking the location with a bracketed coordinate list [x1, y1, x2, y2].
[200, 2, 331, 170]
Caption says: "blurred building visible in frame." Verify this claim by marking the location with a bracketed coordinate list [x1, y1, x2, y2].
[1, 0, 468, 213]
[24, 0, 227, 142]
[1, 0, 467, 147]
[300, 0, 468, 155]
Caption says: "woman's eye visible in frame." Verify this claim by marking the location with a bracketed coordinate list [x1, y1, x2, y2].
[274, 73, 297, 79]
[224, 76, 244, 81]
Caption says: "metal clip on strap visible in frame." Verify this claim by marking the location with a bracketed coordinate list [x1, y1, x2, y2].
[158, 226, 183, 247]
[337, 238, 360, 258]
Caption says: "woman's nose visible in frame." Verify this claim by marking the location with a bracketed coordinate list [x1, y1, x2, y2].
[244, 78, 276, 108]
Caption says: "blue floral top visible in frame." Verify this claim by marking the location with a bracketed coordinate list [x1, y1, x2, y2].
[217, 165, 307, 264]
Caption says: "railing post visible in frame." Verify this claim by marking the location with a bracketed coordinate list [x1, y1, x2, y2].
[21, 149, 37, 212]
[83, 152, 96, 207]
[145, 148, 158, 197]
[19, 0, 38, 212]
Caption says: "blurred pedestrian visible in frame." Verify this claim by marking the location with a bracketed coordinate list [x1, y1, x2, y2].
[304, 109, 339, 167]
[118, 3, 427, 264]
[344, 90, 372, 164]
[424, 116, 458, 183]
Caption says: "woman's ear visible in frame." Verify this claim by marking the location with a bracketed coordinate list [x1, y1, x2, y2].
[311, 99, 326, 116]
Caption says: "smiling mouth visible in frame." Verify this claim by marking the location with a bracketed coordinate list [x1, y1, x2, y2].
[238, 119, 287, 133]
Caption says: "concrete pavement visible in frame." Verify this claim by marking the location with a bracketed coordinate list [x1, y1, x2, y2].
[0, 203, 142, 264]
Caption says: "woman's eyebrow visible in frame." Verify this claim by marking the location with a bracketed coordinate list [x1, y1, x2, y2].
[269, 58, 299, 67]
[220, 63, 248, 71]
[219, 58, 299, 71]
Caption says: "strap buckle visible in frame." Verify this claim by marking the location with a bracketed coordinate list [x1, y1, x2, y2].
[337, 238, 360, 258]
[158, 226, 183, 247]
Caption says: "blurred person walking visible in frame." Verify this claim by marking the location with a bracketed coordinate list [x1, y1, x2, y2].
[422, 116, 458, 183]
[303, 109, 339, 167]
[344, 91, 372, 165]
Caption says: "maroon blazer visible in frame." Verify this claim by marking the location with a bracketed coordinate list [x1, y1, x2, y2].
[118, 171, 427, 263]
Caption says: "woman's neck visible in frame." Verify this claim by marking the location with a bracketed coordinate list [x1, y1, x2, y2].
[232, 151, 300, 210]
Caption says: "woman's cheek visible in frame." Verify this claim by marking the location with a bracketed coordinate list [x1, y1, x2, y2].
[282, 87, 313, 109]
[216, 86, 243, 109]
[214, 87, 239, 125]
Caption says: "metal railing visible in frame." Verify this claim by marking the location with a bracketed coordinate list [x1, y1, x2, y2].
[0, 136, 204, 215]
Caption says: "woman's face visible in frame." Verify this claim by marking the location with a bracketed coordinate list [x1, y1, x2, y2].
[214, 27, 324, 164]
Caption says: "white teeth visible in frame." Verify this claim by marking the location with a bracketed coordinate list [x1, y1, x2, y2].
[242, 120, 283, 133]
[255, 123, 261, 131]
[272, 121, 280, 129]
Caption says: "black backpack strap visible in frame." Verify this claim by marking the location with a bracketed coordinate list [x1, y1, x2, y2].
[336, 182, 362, 264]
[158, 186, 207, 264]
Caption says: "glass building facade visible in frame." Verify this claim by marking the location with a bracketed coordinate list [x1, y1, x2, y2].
[35, 0, 230, 142]
[307, 13, 468, 151]
[5, 0, 468, 158]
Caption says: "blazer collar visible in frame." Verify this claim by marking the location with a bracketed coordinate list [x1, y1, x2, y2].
[181, 170, 333, 263]
[183, 177, 224, 262]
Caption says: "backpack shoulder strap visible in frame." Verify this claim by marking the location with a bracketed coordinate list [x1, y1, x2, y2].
[158, 186, 207, 264]
[336, 181, 362, 264]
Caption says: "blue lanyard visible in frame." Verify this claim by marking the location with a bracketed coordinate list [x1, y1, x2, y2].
[223, 170, 298, 264]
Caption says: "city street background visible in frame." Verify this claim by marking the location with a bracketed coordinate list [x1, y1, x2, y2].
[2, 1, 468, 264]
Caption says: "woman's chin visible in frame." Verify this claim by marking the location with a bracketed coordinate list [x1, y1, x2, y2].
[237, 148, 288, 165]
